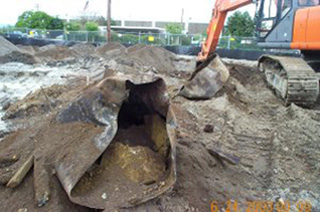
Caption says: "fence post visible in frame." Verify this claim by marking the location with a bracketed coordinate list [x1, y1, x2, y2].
[138, 32, 141, 43]
[227, 35, 231, 49]
[86, 32, 88, 42]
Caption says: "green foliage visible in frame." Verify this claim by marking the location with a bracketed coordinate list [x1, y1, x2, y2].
[181, 35, 191, 45]
[0, 25, 14, 35]
[15, 11, 60, 29]
[85, 22, 99, 31]
[65, 22, 82, 31]
[165, 23, 183, 34]
[226, 11, 254, 37]
[121, 34, 138, 44]
[15, 11, 34, 28]
[111, 33, 138, 44]
[15, 10, 63, 30]
[47, 17, 64, 30]
[96, 16, 117, 26]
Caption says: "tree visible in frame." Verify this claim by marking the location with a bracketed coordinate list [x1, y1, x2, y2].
[85, 22, 99, 31]
[165, 23, 183, 34]
[226, 11, 254, 37]
[96, 16, 116, 26]
[65, 22, 82, 31]
[47, 17, 64, 30]
[15, 10, 64, 30]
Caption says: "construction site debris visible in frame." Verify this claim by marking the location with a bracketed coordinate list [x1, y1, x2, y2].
[0, 40, 320, 212]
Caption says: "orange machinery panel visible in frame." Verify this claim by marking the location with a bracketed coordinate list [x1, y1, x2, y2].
[292, 6, 320, 50]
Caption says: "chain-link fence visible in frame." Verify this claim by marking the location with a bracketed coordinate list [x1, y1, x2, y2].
[0, 27, 261, 50]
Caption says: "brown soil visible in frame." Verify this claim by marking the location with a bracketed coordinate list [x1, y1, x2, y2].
[71, 43, 96, 57]
[17, 45, 40, 55]
[36, 45, 77, 61]
[0, 51, 37, 64]
[127, 44, 177, 73]
[96, 42, 127, 59]
[3, 81, 87, 120]
[96, 42, 126, 54]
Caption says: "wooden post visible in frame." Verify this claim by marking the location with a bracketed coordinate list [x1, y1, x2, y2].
[107, 0, 112, 42]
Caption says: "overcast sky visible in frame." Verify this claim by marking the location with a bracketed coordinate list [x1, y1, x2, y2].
[0, 0, 255, 26]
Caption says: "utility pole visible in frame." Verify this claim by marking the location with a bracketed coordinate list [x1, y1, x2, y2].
[180, 8, 184, 24]
[107, 0, 112, 42]
[180, 8, 184, 32]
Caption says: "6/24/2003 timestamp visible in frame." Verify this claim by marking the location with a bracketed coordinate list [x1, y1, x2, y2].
[211, 200, 312, 212]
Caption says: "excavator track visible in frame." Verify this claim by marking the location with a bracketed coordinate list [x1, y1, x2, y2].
[258, 55, 319, 107]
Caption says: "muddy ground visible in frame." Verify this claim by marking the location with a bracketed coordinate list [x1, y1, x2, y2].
[0, 39, 319, 212]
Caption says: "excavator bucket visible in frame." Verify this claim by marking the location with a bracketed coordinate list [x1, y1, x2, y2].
[179, 53, 230, 99]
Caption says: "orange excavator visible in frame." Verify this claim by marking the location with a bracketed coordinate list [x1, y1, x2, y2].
[198, 0, 320, 107]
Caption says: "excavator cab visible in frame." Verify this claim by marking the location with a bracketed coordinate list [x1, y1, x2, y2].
[255, 0, 293, 39]
[256, 0, 320, 48]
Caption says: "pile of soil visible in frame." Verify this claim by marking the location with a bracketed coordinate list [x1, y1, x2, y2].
[127, 44, 177, 73]
[96, 42, 127, 59]
[0, 36, 21, 56]
[0, 51, 37, 64]
[70, 43, 96, 57]
[0, 37, 36, 64]
[36, 44, 77, 60]
[17, 45, 40, 55]
[3, 84, 69, 120]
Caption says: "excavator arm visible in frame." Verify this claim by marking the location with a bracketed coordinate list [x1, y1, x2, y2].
[198, 0, 253, 61]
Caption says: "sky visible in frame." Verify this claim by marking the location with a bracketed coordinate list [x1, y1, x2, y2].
[0, 0, 255, 26]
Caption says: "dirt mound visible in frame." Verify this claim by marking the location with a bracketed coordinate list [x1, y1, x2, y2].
[0, 36, 21, 56]
[96, 42, 127, 59]
[3, 84, 68, 120]
[70, 43, 96, 57]
[0, 51, 36, 64]
[128, 44, 177, 73]
[127, 43, 146, 53]
[17, 45, 39, 55]
[36, 44, 76, 60]
[97, 42, 126, 53]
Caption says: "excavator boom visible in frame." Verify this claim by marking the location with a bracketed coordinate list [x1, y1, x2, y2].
[198, 0, 252, 61]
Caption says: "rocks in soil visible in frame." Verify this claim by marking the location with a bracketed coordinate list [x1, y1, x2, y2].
[203, 124, 214, 133]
